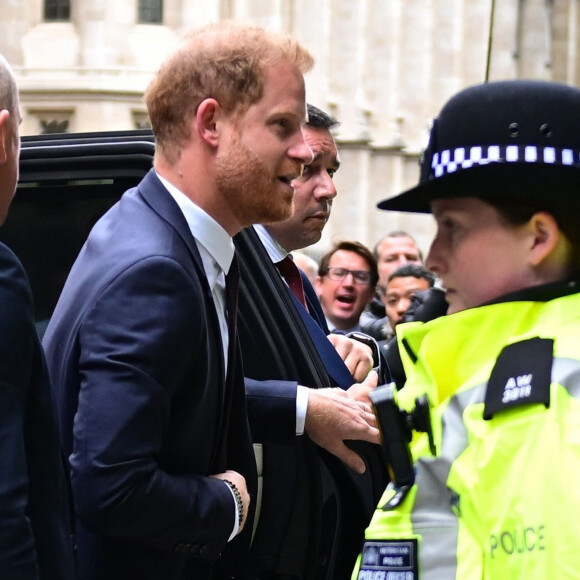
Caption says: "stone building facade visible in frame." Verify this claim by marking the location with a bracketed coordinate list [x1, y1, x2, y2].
[1, 0, 579, 256]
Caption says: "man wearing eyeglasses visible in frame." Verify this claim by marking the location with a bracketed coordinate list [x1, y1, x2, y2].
[316, 240, 379, 334]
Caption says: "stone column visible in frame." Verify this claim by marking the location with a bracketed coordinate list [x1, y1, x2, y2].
[0, 0, 29, 65]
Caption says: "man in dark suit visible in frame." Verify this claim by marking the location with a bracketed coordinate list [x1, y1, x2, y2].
[237, 105, 388, 580]
[42, 22, 315, 580]
[0, 53, 77, 579]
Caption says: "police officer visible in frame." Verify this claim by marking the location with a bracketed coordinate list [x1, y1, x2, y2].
[353, 80, 580, 579]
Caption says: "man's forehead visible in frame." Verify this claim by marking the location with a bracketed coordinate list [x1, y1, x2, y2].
[329, 250, 370, 268]
[241, 61, 307, 121]
[304, 126, 339, 162]
[387, 277, 430, 296]
[380, 237, 419, 256]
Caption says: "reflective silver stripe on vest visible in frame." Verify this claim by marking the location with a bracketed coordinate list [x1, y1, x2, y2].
[438, 355, 580, 457]
[431, 356, 580, 466]
[408, 355, 580, 578]
[441, 384, 487, 461]
[411, 457, 459, 580]
[552, 357, 580, 399]
[409, 385, 485, 579]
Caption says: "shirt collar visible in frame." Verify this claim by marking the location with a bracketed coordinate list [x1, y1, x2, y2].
[327, 322, 362, 334]
[253, 224, 288, 264]
[157, 172, 235, 274]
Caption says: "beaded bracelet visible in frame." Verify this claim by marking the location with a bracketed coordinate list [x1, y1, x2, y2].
[224, 480, 244, 527]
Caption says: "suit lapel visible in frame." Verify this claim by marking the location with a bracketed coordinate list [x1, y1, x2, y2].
[137, 169, 230, 465]
[138, 170, 205, 272]
[137, 171, 221, 355]
[285, 289, 355, 390]
[302, 274, 329, 333]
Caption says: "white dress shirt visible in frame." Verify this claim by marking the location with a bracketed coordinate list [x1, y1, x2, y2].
[254, 225, 310, 436]
[158, 173, 234, 371]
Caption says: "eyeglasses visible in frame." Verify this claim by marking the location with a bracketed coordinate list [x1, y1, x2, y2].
[323, 267, 372, 285]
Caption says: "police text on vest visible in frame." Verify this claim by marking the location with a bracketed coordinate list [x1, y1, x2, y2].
[489, 524, 545, 558]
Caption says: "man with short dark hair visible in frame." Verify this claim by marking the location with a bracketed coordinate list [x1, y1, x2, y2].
[238, 105, 386, 580]
[316, 240, 379, 334]
[380, 263, 435, 334]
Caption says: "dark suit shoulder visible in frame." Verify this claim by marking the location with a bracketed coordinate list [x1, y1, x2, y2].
[0, 242, 36, 384]
[0, 241, 33, 301]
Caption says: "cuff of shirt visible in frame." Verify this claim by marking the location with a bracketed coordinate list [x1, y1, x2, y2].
[296, 385, 309, 435]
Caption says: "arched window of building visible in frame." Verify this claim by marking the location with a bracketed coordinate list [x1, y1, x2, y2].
[44, 0, 71, 21]
[138, 0, 163, 24]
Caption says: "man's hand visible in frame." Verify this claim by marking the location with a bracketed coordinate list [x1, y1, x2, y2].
[211, 470, 250, 534]
[305, 372, 380, 474]
[347, 369, 378, 405]
[327, 333, 373, 381]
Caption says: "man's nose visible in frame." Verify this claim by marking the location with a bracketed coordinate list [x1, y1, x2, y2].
[315, 172, 337, 201]
[342, 272, 356, 285]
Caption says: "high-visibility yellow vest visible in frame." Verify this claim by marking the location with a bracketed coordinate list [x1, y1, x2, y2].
[353, 291, 580, 580]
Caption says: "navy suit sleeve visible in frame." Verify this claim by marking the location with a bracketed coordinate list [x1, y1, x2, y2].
[71, 256, 234, 554]
[0, 244, 77, 580]
[244, 378, 297, 443]
[0, 246, 41, 577]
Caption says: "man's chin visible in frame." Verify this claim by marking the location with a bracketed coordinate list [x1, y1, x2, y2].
[303, 231, 322, 246]
[332, 311, 355, 327]
[259, 201, 294, 225]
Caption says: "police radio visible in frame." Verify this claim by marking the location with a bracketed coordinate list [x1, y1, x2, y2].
[369, 383, 435, 509]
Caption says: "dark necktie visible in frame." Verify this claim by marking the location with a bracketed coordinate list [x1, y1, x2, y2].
[215, 254, 240, 472]
[276, 255, 308, 309]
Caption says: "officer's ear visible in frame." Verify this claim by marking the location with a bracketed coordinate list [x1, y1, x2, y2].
[527, 211, 570, 270]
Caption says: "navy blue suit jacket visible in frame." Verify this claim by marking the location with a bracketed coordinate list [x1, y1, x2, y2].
[237, 228, 387, 579]
[243, 273, 354, 444]
[0, 243, 77, 579]
[43, 170, 256, 580]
